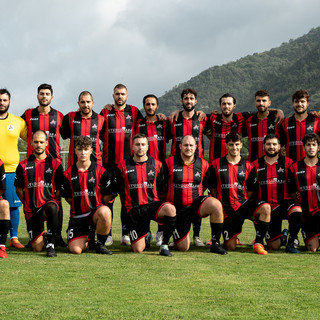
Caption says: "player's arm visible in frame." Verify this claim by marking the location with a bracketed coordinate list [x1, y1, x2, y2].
[287, 166, 299, 202]
[101, 169, 114, 204]
[19, 117, 28, 142]
[54, 164, 64, 201]
[60, 173, 73, 205]
[60, 114, 71, 139]
[14, 164, 24, 202]
[246, 165, 257, 199]
[103, 104, 114, 110]
[15, 187, 24, 203]
[208, 164, 218, 198]
[269, 108, 284, 125]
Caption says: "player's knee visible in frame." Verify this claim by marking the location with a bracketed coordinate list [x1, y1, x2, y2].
[267, 240, 280, 251]
[163, 203, 176, 217]
[0, 200, 10, 219]
[69, 246, 83, 254]
[224, 240, 236, 251]
[258, 204, 271, 222]
[176, 242, 189, 252]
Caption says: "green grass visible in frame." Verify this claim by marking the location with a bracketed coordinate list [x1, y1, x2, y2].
[1, 199, 319, 320]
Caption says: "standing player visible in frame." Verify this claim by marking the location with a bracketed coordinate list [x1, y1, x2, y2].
[288, 133, 320, 252]
[0, 88, 28, 248]
[252, 134, 302, 253]
[243, 90, 282, 162]
[62, 136, 113, 255]
[167, 88, 207, 246]
[0, 159, 10, 258]
[61, 91, 104, 167]
[165, 135, 226, 254]
[281, 90, 320, 162]
[209, 132, 271, 254]
[21, 83, 66, 247]
[100, 84, 143, 246]
[15, 130, 63, 257]
[116, 133, 176, 256]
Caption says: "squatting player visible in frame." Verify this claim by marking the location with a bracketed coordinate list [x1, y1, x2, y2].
[116, 133, 176, 257]
[0, 88, 28, 249]
[252, 134, 302, 253]
[209, 132, 271, 255]
[288, 133, 320, 252]
[62, 136, 113, 255]
[15, 130, 63, 257]
[165, 135, 226, 254]
[0, 159, 10, 258]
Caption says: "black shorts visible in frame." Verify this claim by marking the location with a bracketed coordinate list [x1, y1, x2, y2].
[173, 196, 208, 243]
[301, 210, 320, 244]
[223, 199, 267, 243]
[26, 201, 59, 243]
[127, 201, 167, 244]
[67, 211, 96, 243]
[266, 200, 300, 243]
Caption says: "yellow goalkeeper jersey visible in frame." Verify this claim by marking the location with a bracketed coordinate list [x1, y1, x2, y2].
[0, 113, 27, 172]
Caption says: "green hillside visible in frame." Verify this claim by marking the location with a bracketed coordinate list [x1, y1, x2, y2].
[159, 27, 320, 116]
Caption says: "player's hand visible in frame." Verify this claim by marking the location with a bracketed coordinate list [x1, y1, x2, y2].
[157, 113, 167, 121]
[211, 110, 220, 115]
[275, 109, 284, 125]
[104, 104, 114, 110]
[168, 110, 180, 123]
[309, 110, 320, 118]
[196, 110, 207, 121]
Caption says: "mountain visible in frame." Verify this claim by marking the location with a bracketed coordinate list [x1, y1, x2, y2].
[158, 27, 320, 116]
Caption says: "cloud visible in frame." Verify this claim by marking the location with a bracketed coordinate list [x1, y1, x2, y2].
[1, 0, 319, 115]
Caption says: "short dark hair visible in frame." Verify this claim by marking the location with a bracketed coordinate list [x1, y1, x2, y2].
[255, 90, 270, 98]
[37, 83, 53, 94]
[143, 94, 158, 106]
[219, 93, 236, 105]
[75, 136, 92, 149]
[132, 133, 148, 144]
[0, 89, 11, 99]
[264, 133, 280, 144]
[32, 130, 48, 140]
[302, 133, 320, 146]
[226, 131, 242, 144]
[292, 89, 309, 102]
[181, 88, 197, 99]
[78, 91, 93, 101]
[114, 84, 127, 92]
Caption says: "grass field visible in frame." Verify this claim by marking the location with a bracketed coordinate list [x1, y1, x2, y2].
[1, 198, 319, 320]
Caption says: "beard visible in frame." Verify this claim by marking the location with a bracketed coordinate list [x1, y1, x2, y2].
[0, 105, 9, 115]
[265, 150, 279, 158]
[182, 104, 195, 112]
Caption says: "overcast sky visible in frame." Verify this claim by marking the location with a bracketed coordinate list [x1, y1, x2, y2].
[2, 0, 320, 115]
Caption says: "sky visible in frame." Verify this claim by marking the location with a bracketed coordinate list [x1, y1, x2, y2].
[1, 0, 320, 115]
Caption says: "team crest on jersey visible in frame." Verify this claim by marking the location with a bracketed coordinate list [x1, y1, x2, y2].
[126, 114, 132, 120]
[195, 171, 201, 177]
[7, 124, 14, 131]
[46, 168, 53, 174]
[92, 124, 98, 129]
[50, 119, 56, 125]
[157, 124, 163, 129]
[268, 124, 275, 130]
[231, 122, 237, 128]
[147, 170, 155, 176]
[307, 125, 314, 131]
[193, 124, 199, 130]
[238, 170, 245, 177]
[277, 167, 284, 173]
[88, 177, 96, 183]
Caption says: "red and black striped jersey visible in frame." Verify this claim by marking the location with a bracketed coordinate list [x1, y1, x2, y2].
[168, 111, 206, 158]
[281, 114, 320, 162]
[0, 159, 6, 191]
[205, 112, 251, 164]
[100, 105, 143, 165]
[14, 155, 63, 220]
[136, 117, 168, 162]
[116, 156, 164, 213]
[243, 112, 281, 162]
[164, 154, 209, 209]
[60, 111, 104, 167]
[288, 159, 320, 215]
[209, 156, 256, 216]
[252, 155, 293, 209]
[62, 162, 112, 218]
[21, 107, 64, 160]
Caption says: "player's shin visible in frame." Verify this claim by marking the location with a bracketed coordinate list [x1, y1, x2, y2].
[162, 215, 176, 245]
[0, 219, 10, 246]
[254, 220, 270, 244]
[288, 211, 302, 245]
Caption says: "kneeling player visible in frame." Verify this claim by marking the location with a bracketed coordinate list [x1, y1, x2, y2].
[62, 136, 113, 255]
[289, 133, 320, 252]
[252, 134, 302, 253]
[116, 133, 176, 256]
[165, 135, 226, 254]
[209, 132, 271, 254]
[15, 130, 63, 257]
[0, 159, 10, 258]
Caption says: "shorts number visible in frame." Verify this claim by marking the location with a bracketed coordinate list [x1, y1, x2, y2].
[28, 230, 33, 241]
[67, 229, 74, 240]
[265, 232, 270, 240]
[129, 230, 138, 241]
[224, 230, 229, 241]
[173, 228, 180, 240]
